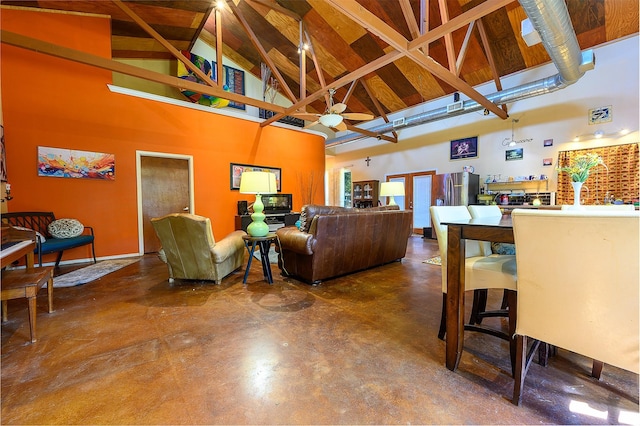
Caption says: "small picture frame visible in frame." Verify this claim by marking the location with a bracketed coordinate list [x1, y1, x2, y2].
[543, 158, 553, 166]
[543, 139, 553, 147]
[450, 136, 478, 160]
[230, 163, 281, 191]
[589, 105, 612, 125]
[506, 148, 523, 161]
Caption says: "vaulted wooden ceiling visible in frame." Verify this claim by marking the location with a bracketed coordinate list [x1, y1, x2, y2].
[3, 0, 638, 134]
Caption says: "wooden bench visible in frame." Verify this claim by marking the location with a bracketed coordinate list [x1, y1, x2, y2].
[1, 212, 96, 267]
[1, 267, 54, 343]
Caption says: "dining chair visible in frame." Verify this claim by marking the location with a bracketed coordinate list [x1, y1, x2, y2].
[510, 209, 639, 405]
[467, 205, 512, 325]
[561, 204, 635, 210]
[430, 206, 518, 366]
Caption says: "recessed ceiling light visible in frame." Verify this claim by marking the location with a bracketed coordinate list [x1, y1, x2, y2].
[594, 130, 605, 138]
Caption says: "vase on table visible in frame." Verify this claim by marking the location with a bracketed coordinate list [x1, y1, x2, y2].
[570, 181, 585, 209]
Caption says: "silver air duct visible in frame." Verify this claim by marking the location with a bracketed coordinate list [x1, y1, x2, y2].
[326, 0, 595, 148]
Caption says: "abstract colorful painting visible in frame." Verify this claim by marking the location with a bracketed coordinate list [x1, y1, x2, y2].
[38, 147, 115, 180]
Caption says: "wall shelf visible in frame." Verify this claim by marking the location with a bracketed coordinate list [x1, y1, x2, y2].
[486, 180, 549, 193]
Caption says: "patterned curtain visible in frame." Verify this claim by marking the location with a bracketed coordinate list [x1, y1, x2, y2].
[556, 143, 639, 205]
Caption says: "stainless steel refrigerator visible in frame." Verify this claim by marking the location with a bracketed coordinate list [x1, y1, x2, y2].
[430, 172, 480, 237]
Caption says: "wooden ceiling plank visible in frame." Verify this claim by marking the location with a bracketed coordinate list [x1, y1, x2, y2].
[455, 21, 475, 77]
[399, 0, 421, 40]
[326, 0, 507, 119]
[308, 0, 367, 45]
[392, 55, 446, 99]
[408, 0, 515, 50]
[261, 50, 403, 126]
[248, 0, 302, 21]
[227, 0, 298, 103]
[437, 0, 457, 73]
[0, 29, 284, 113]
[111, 36, 191, 52]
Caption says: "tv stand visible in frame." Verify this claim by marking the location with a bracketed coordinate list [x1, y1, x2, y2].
[235, 212, 300, 233]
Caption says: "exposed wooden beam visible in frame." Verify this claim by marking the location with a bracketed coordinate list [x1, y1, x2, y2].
[215, 8, 223, 88]
[0, 30, 285, 114]
[345, 124, 397, 143]
[455, 22, 475, 77]
[260, 50, 403, 127]
[408, 0, 515, 50]
[420, 0, 429, 55]
[437, 0, 457, 73]
[299, 21, 306, 101]
[342, 80, 358, 105]
[227, 0, 298, 103]
[304, 30, 330, 109]
[400, 0, 421, 40]
[476, 18, 508, 114]
[360, 79, 398, 140]
[326, 0, 507, 119]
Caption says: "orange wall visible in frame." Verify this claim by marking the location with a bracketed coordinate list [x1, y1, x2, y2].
[1, 8, 325, 263]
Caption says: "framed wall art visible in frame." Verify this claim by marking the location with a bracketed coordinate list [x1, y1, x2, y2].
[230, 163, 281, 191]
[506, 148, 524, 161]
[450, 136, 478, 160]
[37, 146, 115, 180]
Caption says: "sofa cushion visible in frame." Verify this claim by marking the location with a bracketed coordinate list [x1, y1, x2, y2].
[48, 219, 84, 238]
[38, 235, 94, 254]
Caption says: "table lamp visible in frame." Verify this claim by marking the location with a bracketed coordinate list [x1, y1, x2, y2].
[380, 181, 405, 206]
[239, 171, 277, 237]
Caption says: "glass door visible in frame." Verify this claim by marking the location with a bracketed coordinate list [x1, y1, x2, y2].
[386, 170, 435, 235]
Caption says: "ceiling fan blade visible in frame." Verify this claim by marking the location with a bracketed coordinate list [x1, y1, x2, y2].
[291, 113, 322, 121]
[332, 121, 347, 132]
[330, 103, 347, 114]
[341, 112, 374, 121]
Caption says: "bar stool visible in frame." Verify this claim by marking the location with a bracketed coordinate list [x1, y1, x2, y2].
[1, 267, 54, 343]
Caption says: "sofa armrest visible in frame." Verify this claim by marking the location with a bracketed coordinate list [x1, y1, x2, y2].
[84, 226, 95, 237]
[211, 230, 246, 263]
[276, 227, 314, 255]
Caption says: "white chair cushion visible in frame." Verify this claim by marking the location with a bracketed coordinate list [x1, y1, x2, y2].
[48, 219, 84, 238]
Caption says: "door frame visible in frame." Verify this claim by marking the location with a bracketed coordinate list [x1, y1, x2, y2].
[136, 150, 194, 255]
[386, 170, 436, 234]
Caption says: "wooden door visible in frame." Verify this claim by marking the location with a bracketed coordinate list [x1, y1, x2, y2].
[141, 156, 190, 253]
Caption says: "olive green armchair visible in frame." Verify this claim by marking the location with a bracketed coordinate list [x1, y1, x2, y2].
[151, 213, 246, 284]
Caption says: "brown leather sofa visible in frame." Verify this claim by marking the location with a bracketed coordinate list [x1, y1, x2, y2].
[275, 205, 413, 284]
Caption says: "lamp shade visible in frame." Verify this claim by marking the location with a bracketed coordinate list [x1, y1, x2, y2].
[239, 171, 277, 194]
[318, 113, 343, 128]
[380, 181, 405, 197]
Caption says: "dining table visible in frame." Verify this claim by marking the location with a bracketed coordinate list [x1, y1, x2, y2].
[442, 214, 515, 371]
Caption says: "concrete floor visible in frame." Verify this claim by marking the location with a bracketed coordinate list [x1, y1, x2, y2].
[1, 236, 638, 424]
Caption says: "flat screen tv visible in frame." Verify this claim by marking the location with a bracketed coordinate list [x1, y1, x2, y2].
[262, 193, 292, 214]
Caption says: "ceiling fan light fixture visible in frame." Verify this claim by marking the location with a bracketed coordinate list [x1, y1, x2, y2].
[319, 114, 343, 128]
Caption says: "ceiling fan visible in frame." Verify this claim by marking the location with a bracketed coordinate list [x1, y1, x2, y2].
[294, 89, 374, 132]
